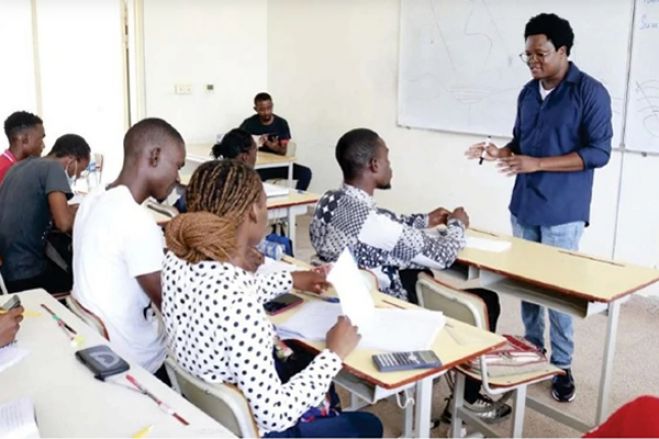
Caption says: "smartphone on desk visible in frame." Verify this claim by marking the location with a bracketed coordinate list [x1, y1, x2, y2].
[264, 293, 303, 316]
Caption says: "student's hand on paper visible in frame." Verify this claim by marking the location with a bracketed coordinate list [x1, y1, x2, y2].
[428, 207, 451, 227]
[292, 270, 329, 294]
[326, 316, 361, 360]
[465, 142, 500, 161]
[497, 154, 541, 176]
[448, 207, 470, 228]
[245, 248, 265, 272]
[0, 306, 24, 348]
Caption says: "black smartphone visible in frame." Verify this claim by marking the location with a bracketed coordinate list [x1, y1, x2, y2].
[75, 345, 130, 380]
[263, 293, 303, 316]
[1, 295, 21, 311]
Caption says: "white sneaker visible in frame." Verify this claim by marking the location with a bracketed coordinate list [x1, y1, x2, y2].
[463, 394, 512, 424]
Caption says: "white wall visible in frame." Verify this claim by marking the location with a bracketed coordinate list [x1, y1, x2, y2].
[142, 0, 268, 145]
[0, 0, 38, 124]
[267, 0, 622, 259]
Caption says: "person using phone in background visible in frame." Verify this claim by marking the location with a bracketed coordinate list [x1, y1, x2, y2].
[239, 92, 313, 191]
[161, 159, 382, 438]
[0, 303, 23, 348]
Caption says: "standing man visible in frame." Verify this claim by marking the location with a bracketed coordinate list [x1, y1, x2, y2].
[72, 118, 185, 382]
[466, 13, 612, 403]
[240, 92, 312, 190]
[0, 111, 45, 184]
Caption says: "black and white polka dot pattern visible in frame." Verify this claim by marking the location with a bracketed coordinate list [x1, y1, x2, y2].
[161, 252, 343, 433]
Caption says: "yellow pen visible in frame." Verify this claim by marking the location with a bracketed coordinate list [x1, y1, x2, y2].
[132, 425, 153, 438]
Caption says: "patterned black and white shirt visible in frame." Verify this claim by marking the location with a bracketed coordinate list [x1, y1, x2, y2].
[161, 252, 342, 434]
[310, 184, 466, 301]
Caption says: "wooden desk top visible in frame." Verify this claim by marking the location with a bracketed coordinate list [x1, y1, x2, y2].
[0, 290, 232, 437]
[270, 258, 505, 390]
[185, 143, 295, 166]
[459, 229, 659, 303]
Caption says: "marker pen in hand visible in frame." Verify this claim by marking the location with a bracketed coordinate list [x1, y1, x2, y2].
[479, 136, 491, 165]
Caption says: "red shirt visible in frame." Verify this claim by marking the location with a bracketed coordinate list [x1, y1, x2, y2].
[0, 149, 17, 184]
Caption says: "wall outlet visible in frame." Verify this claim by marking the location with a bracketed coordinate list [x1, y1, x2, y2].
[174, 83, 192, 95]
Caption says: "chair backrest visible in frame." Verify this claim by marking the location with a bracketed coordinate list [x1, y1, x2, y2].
[285, 140, 297, 156]
[65, 296, 109, 339]
[0, 257, 7, 295]
[164, 356, 258, 438]
[415, 273, 488, 330]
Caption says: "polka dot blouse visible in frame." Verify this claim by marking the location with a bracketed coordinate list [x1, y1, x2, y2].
[161, 251, 343, 433]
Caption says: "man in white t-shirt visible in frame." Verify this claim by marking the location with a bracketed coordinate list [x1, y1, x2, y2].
[72, 118, 185, 381]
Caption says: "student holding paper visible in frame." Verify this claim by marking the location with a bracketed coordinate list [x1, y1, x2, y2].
[161, 159, 382, 438]
[311, 128, 511, 423]
[0, 307, 23, 348]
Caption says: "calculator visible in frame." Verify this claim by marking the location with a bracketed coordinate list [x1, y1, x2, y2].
[372, 350, 442, 372]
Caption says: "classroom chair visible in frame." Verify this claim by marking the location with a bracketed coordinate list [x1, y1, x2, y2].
[415, 273, 562, 438]
[164, 356, 258, 438]
[65, 296, 109, 340]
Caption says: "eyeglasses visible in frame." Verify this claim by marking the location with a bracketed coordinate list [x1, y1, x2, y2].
[518, 50, 555, 64]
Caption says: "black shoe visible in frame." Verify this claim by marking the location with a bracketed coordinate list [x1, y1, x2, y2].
[551, 368, 576, 402]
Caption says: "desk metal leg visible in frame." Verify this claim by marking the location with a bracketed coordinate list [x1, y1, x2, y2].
[451, 374, 466, 438]
[287, 163, 294, 188]
[403, 398, 414, 438]
[287, 208, 296, 249]
[596, 299, 621, 424]
[413, 377, 433, 438]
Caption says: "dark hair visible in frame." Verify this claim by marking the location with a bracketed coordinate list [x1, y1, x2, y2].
[254, 92, 272, 105]
[48, 134, 91, 160]
[212, 128, 254, 159]
[335, 128, 381, 181]
[525, 13, 574, 56]
[166, 160, 263, 263]
[123, 117, 183, 156]
[4, 111, 43, 141]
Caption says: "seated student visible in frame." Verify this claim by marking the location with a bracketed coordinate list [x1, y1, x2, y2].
[212, 127, 257, 168]
[310, 128, 511, 423]
[240, 92, 313, 190]
[72, 118, 185, 382]
[0, 134, 89, 294]
[0, 305, 24, 348]
[1, 111, 45, 184]
[162, 159, 383, 438]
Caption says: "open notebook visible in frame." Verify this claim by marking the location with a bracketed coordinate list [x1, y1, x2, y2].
[0, 397, 39, 439]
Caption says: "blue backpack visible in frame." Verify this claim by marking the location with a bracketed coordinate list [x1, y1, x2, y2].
[265, 223, 294, 257]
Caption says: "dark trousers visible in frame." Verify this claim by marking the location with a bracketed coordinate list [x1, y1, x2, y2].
[5, 260, 72, 294]
[399, 269, 501, 404]
[267, 344, 383, 438]
[258, 163, 312, 191]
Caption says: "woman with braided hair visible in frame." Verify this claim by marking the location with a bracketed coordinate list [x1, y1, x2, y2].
[161, 159, 383, 438]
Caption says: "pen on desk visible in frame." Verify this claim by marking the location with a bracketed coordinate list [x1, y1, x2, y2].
[126, 374, 189, 426]
[41, 304, 77, 334]
[479, 136, 491, 165]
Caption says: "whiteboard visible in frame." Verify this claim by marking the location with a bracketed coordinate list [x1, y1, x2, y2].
[624, 0, 659, 153]
[398, 0, 633, 146]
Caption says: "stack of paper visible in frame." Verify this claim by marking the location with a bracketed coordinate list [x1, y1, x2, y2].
[263, 182, 289, 198]
[0, 397, 39, 438]
[276, 248, 445, 352]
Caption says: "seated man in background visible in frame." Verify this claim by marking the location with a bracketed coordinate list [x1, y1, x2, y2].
[310, 128, 511, 423]
[0, 111, 45, 184]
[240, 92, 312, 190]
[0, 305, 24, 348]
[72, 118, 185, 383]
[0, 134, 89, 293]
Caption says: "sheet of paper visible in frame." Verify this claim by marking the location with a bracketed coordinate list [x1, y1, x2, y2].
[275, 301, 445, 352]
[256, 257, 303, 276]
[0, 397, 39, 439]
[465, 236, 511, 253]
[0, 345, 29, 374]
[263, 182, 289, 198]
[326, 248, 375, 328]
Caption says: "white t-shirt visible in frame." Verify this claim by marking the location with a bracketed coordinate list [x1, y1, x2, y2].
[72, 185, 166, 373]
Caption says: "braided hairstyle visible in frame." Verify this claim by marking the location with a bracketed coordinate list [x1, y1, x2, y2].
[166, 159, 264, 263]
